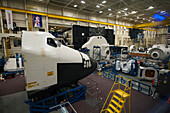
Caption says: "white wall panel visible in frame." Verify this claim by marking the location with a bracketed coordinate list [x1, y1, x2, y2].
[13, 12, 25, 20]
[63, 9, 77, 17]
[79, 22, 88, 26]
[14, 20, 26, 27]
[48, 6, 62, 15]
[7, 0, 25, 9]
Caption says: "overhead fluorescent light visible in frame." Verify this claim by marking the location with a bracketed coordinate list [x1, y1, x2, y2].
[99, 3, 104, 6]
[124, 8, 128, 10]
[148, 6, 154, 9]
[138, 14, 144, 16]
[131, 11, 137, 14]
[124, 13, 128, 16]
[118, 11, 121, 14]
[74, 5, 77, 7]
[99, 11, 103, 13]
[81, 1, 85, 4]
[96, 5, 100, 8]
[102, 1, 106, 4]
[109, 13, 112, 16]
[108, 8, 111, 11]
[146, 6, 154, 10]
[161, 11, 166, 13]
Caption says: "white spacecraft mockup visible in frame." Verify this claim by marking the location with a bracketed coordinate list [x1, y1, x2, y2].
[82, 36, 110, 58]
[4, 57, 24, 72]
[22, 31, 97, 99]
[148, 44, 170, 60]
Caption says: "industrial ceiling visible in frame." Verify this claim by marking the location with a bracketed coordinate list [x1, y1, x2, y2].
[23, 0, 170, 24]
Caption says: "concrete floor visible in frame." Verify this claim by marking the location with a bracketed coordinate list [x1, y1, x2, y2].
[0, 73, 169, 113]
[0, 91, 30, 113]
[0, 91, 68, 113]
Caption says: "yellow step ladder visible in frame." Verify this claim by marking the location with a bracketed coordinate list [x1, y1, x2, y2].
[100, 75, 132, 113]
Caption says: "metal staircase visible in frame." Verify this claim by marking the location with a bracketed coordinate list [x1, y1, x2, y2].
[100, 75, 132, 113]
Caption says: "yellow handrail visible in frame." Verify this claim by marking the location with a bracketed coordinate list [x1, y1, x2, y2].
[100, 75, 132, 113]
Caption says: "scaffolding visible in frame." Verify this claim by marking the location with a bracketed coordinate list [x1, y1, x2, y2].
[79, 76, 106, 113]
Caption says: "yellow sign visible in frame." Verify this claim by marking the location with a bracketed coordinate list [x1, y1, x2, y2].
[47, 71, 54, 76]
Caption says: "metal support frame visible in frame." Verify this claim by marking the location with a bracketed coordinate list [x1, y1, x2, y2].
[25, 84, 87, 113]
[93, 46, 101, 61]
[82, 49, 90, 56]
[102, 68, 153, 96]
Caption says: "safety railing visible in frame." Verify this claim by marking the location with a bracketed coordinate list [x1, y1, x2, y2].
[103, 68, 153, 96]
[25, 84, 87, 113]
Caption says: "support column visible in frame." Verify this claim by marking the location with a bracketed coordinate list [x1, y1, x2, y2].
[45, 16, 48, 32]
[0, 9, 4, 33]
[2, 38, 7, 57]
[25, 13, 29, 31]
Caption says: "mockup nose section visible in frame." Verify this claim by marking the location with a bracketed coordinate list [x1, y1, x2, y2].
[84, 57, 97, 75]
[57, 57, 97, 87]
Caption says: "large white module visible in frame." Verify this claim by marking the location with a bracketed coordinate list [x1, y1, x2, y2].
[22, 31, 97, 93]
[82, 36, 110, 58]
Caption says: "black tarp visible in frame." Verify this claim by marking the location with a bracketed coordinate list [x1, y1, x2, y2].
[73, 25, 115, 50]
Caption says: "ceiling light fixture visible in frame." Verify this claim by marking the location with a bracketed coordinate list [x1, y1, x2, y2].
[99, 11, 103, 13]
[161, 11, 166, 13]
[118, 11, 121, 14]
[148, 6, 154, 9]
[81, 1, 85, 4]
[124, 13, 128, 16]
[137, 16, 139, 19]
[131, 11, 137, 14]
[102, 0, 106, 4]
[109, 13, 112, 16]
[146, 6, 154, 10]
[96, 5, 100, 8]
[124, 8, 128, 10]
[108, 8, 111, 11]
[74, 5, 77, 7]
